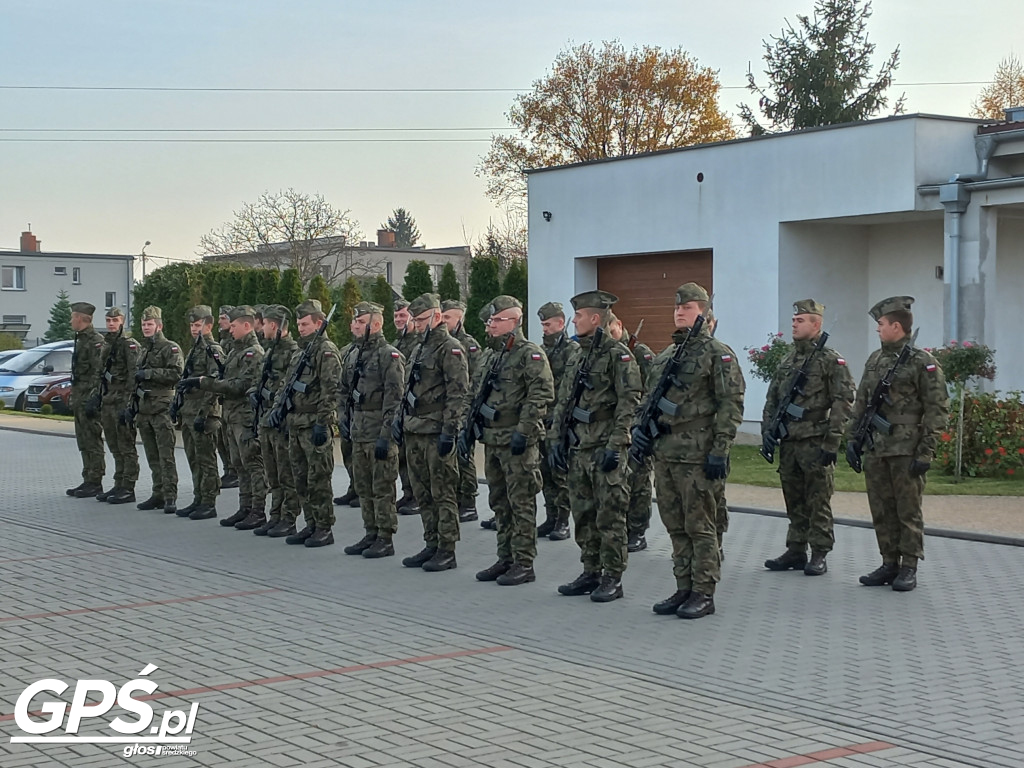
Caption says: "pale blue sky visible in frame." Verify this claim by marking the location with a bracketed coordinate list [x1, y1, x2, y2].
[0, 0, 1020, 261]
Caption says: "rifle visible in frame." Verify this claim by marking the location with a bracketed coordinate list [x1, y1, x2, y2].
[252, 326, 282, 439]
[846, 332, 918, 473]
[628, 313, 707, 466]
[341, 324, 371, 441]
[169, 334, 203, 424]
[391, 321, 433, 446]
[550, 326, 605, 471]
[123, 345, 149, 429]
[268, 304, 337, 431]
[458, 332, 516, 461]
[96, 324, 123, 407]
[760, 331, 830, 463]
[627, 319, 645, 352]
[203, 334, 225, 379]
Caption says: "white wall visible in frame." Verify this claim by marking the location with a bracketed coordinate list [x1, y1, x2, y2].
[995, 212, 1024, 391]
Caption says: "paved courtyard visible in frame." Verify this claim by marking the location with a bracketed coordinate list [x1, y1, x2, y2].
[1, 428, 1022, 767]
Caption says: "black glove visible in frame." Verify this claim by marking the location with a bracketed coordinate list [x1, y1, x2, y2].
[374, 436, 390, 461]
[311, 424, 329, 446]
[118, 408, 132, 426]
[248, 391, 260, 411]
[339, 418, 351, 441]
[180, 377, 202, 392]
[845, 440, 862, 473]
[818, 448, 838, 466]
[548, 442, 568, 472]
[134, 369, 149, 382]
[598, 448, 620, 473]
[761, 433, 778, 462]
[703, 454, 728, 480]
[630, 426, 652, 457]
[83, 394, 101, 418]
[193, 416, 206, 434]
[909, 459, 931, 478]
[510, 430, 527, 456]
[437, 432, 455, 457]
[457, 429, 472, 461]
[268, 407, 284, 430]
[391, 418, 404, 445]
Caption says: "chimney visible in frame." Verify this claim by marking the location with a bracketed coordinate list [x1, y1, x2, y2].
[20, 230, 41, 252]
[377, 229, 396, 248]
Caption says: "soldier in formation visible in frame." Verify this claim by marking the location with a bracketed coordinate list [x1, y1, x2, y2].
[392, 299, 420, 514]
[442, 299, 483, 523]
[96, 308, 140, 505]
[66, 301, 106, 498]
[216, 305, 239, 489]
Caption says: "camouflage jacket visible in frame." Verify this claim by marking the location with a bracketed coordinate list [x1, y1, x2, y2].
[472, 329, 554, 446]
[71, 325, 105, 404]
[451, 325, 484, 378]
[339, 331, 404, 443]
[643, 327, 745, 463]
[402, 323, 468, 437]
[541, 330, 581, 390]
[631, 341, 655, 385]
[99, 330, 140, 410]
[548, 331, 641, 451]
[201, 331, 263, 426]
[135, 331, 184, 415]
[395, 327, 419, 362]
[282, 332, 341, 429]
[847, 337, 948, 461]
[180, 333, 225, 421]
[257, 334, 299, 429]
[763, 336, 855, 452]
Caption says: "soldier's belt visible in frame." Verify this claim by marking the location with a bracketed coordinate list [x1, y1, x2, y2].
[570, 405, 615, 424]
[886, 414, 922, 425]
[797, 408, 831, 422]
[660, 414, 715, 434]
[409, 401, 444, 416]
[484, 411, 519, 428]
[355, 395, 384, 411]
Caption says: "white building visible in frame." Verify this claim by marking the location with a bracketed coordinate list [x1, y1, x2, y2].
[526, 113, 1024, 427]
[0, 231, 135, 346]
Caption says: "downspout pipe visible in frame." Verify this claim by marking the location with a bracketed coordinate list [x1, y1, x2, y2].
[937, 177, 971, 344]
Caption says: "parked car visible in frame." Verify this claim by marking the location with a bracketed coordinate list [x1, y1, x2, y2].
[0, 349, 24, 367]
[24, 373, 73, 414]
[0, 340, 75, 410]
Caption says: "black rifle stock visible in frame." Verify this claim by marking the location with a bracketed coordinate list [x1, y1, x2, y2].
[459, 332, 516, 461]
[169, 334, 203, 424]
[341, 324, 371, 441]
[252, 327, 281, 439]
[391, 322, 432, 446]
[269, 304, 337, 431]
[552, 326, 605, 468]
[760, 331, 830, 463]
[846, 335, 916, 473]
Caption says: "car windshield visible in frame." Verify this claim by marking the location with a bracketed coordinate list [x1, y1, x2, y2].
[0, 348, 72, 374]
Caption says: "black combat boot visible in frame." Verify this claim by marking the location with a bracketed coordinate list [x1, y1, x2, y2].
[676, 592, 715, 619]
[333, 489, 358, 506]
[627, 533, 647, 552]
[189, 504, 217, 521]
[557, 571, 601, 596]
[422, 548, 457, 571]
[220, 471, 239, 489]
[268, 519, 297, 538]
[220, 508, 248, 527]
[286, 524, 316, 545]
[496, 562, 536, 586]
[480, 517, 496, 530]
[475, 560, 512, 582]
[235, 510, 266, 530]
[590, 574, 624, 602]
[549, 514, 571, 541]
[67, 483, 86, 496]
[402, 546, 436, 568]
[344, 533, 377, 555]
[163, 501, 177, 515]
[96, 487, 115, 502]
[253, 517, 279, 536]
[859, 561, 900, 586]
[108, 488, 136, 505]
[459, 506, 478, 523]
[362, 537, 394, 558]
[75, 482, 103, 498]
[764, 548, 808, 571]
[177, 499, 200, 517]
[892, 566, 917, 592]
[304, 527, 334, 548]
[653, 590, 690, 615]
[136, 496, 165, 511]
[536, 513, 557, 538]
[804, 551, 828, 576]
[396, 491, 419, 515]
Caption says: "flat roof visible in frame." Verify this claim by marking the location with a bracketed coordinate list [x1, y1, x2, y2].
[0, 251, 135, 262]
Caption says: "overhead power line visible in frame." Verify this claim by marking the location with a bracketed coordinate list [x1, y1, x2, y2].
[0, 127, 511, 132]
[0, 137, 494, 143]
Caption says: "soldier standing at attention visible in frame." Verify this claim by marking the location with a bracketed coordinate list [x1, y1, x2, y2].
[469, 295, 554, 586]
[217, 306, 238, 489]
[534, 302, 579, 541]
[442, 299, 483, 522]
[341, 302, 405, 558]
[278, 300, 342, 548]
[175, 306, 226, 521]
[96, 308, 140, 504]
[397, 293, 469, 572]
[548, 291, 642, 603]
[254, 305, 300, 537]
[393, 299, 420, 514]
[847, 296, 947, 592]
[762, 300, 855, 575]
[66, 301, 106, 498]
[333, 336, 360, 509]
[633, 283, 745, 620]
[133, 306, 184, 514]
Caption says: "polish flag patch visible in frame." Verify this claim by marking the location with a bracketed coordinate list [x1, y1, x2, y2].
[926, 363, 937, 372]
[451, 348, 462, 355]
[531, 353, 542, 360]
[391, 351, 400, 359]
[721, 354, 733, 363]
[837, 358, 846, 365]
[620, 354, 632, 362]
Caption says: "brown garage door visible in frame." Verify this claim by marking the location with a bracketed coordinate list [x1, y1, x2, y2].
[597, 250, 712, 353]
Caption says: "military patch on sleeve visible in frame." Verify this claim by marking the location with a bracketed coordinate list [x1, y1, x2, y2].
[391, 351, 400, 359]
[721, 354, 733, 363]
[128, 342, 138, 350]
[451, 348, 462, 355]
[926, 363, 937, 372]
[837, 358, 846, 365]
[469, 345, 479, 353]
[619, 354, 632, 362]
[531, 353, 542, 360]
[95, 342, 103, 349]
[323, 350, 333, 357]
[245, 351, 255, 358]
[644, 353, 653, 361]
[170, 346, 179, 353]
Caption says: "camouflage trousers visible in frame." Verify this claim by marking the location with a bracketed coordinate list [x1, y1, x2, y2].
[352, 440, 399, 536]
[653, 460, 721, 595]
[864, 454, 925, 564]
[405, 433, 460, 550]
[288, 423, 335, 529]
[399, 445, 413, 497]
[716, 487, 729, 550]
[101, 404, 138, 490]
[779, 438, 835, 553]
[74, 404, 105, 484]
[217, 418, 232, 475]
[137, 411, 177, 502]
[182, 416, 221, 505]
[484, 442, 542, 567]
[226, 420, 266, 514]
[626, 456, 653, 538]
[568, 446, 629, 576]
[340, 434, 355, 493]
[539, 440, 571, 524]
[262, 426, 297, 523]
[457, 451, 478, 509]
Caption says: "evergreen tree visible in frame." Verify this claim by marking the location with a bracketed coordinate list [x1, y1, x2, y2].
[465, 257, 501, 342]
[335, 277, 363, 347]
[382, 207, 421, 248]
[241, 269, 262, 306]
[438, 262, 461, 302]
[258, 269, 280, 305]
[44, 289, 74, 342]
[402, 259, 434, 301]
[307, 275, 332, 309]
[277, 268, 304, 311]
[220, 270, 244, 308]
[502, 259, 528, 318]
[372, 275, 398, 342]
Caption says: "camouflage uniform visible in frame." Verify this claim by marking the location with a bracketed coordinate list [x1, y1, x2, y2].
[626, 339, 656, 544]
[216, 307, 236, 484]
[134, 307, 184, 507]
[334, 341, 358, 504]
[69, 303, 106, 493]
[848, 296, 948, 586]
[98, 310, 140, 498]
[394, 319, 420, 508]
[763, 300, 855, 571]
[448, 309, 483, 517]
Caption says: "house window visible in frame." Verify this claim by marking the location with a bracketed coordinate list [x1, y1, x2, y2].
[386, 261, 393, 283]
[54, 266, 67, 276]
[105, 291, 116, 308]
[72, 267, 81, 284]
[2, 315, 27, 324]
[1, 265, 26, 290]
[431, 264, 444, 284]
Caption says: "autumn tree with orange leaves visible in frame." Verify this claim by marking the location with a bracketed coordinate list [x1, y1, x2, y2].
[478, 40, 736, 209]
[972, 54, 1024, 121]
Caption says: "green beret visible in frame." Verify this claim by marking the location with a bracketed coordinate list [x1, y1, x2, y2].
[295, 299, 323, 319]
[105, 307, 125, 319]
[188, 305, 214, 322]
[441, 299, 467, 313]
[394, 299, 410, 311]
[141, 305, 162, 322]
[70, 302, 96, 316]
[570, 290, 617, 311]
[263, 305, 289, 325]
[353, 301, 384, 318]
[487, 295, 523, 315]
[478, 304, 493, 323]
[219, 305, 234, 317]
[793, 299, 825, 316]
[869, 296, 914, 321]
[253, 304, 267, 319]
[675, 282, 710, 305]
[408, 293, 441, 316]
[537, 301, 564, 321]
[228, 305, 255, 322]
